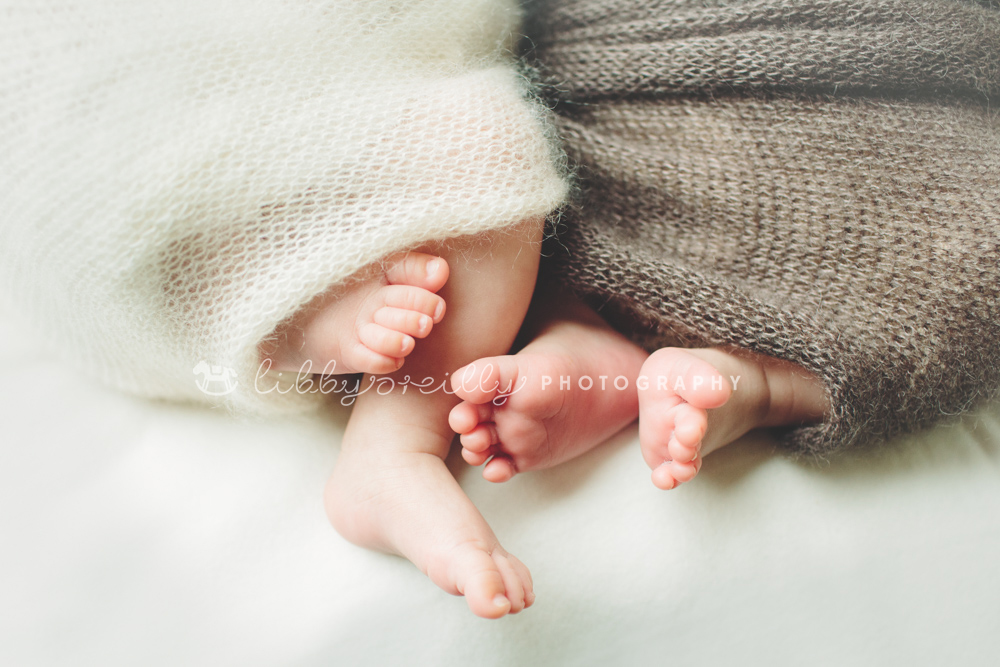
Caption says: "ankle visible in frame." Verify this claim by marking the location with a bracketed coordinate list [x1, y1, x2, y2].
[757, 357, 827, 427]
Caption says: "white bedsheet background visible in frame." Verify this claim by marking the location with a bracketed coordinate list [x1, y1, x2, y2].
[2, 304, 999, 666]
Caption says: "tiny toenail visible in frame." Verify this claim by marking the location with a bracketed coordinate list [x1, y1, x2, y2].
[493, 594, 508, 607]
[434, 302, 445, 321]
[427, 258, 442, 276]
[419, 315, 431, 335]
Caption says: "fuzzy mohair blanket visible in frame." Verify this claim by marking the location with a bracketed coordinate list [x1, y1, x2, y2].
[0, 1, 566, 413]
[527, 0, 1000, 455]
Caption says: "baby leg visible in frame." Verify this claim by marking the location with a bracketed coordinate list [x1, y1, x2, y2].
[324, 217, 544, 618]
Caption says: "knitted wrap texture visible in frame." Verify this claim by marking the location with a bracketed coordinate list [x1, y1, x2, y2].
[528, 0, 1000, 455]
[0, 1, 568, 412]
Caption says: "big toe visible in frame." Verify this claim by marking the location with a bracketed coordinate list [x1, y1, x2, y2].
[384, 252, 449, 293]
[643, 347, 732, 409]
[451, 356, 519, 404]
[452, 547, 513, 619]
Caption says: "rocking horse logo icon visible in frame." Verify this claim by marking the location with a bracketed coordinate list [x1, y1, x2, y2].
[193, 361, 238, 396]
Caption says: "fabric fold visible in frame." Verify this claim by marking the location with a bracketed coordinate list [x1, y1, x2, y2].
[531, 0, 1000, 454]
[0, 0, 568, 412]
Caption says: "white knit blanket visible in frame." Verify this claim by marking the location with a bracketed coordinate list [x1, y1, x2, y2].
[0, 0, 566, 412]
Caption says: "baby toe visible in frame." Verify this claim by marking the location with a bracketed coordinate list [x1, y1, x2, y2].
[508, 555, 534, 608]
[359, 323, 414, 359]
[384, 252, 449, 293]
[457, 553, 510, 619]
[671, 403, 708, 447]
[667, 434, 701, 464]
[451, 356, 518, 404]
[651, 462, 680, 490]
[460, 424, 497, 453]
[373, 307, 434, 339]
[462, 446, 493, 467]
[483, 455, 516, 483]
[448, 402, 493, 435]
[346, 342, 403, 375]
[493, 554, 526, 613]
[383, 285, 446, 323]
[668, 458, 700, 483]
[638, 396, 683, 470]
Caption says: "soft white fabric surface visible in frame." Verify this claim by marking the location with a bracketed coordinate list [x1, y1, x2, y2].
[2, 304, 999, 666]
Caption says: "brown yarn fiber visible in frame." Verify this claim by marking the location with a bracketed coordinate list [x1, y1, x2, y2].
[526, 0, 1000, 456]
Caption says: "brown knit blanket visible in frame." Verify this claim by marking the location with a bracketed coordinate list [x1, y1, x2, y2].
[526, 0, 1000, 456]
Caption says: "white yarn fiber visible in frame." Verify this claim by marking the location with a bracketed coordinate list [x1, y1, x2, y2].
[0, 0, 567, 412]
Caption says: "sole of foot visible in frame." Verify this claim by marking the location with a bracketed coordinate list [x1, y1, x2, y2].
[637, 347, 829, 490]
[449, 317, 648, 482]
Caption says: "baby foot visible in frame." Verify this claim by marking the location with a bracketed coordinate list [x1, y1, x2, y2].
[261, 252, 448, 375]
[637, 347, 829, 490]
[324, 214, 548, 618]
[448, 310, 648, 483]
[326, 422, 534, 619]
